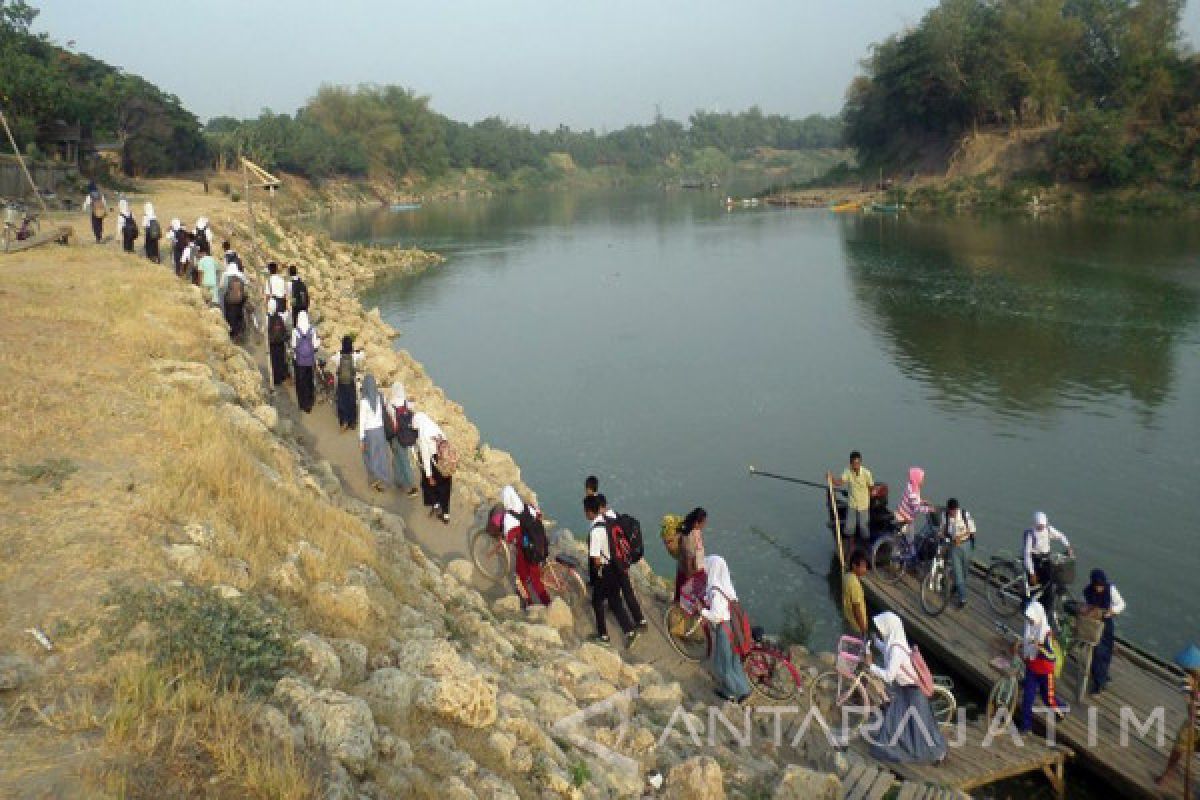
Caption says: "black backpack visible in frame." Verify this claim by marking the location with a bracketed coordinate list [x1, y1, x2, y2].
[514, 505, 548, 565]
[394, 408, 418, 446]
[292, 278, 309, 311]
[224, 274, 244, 305]
[147, 219, 162, 240]
[336, 354, 355, 385]
[606, 512, 644, 568]
[267, 314, 287, 345]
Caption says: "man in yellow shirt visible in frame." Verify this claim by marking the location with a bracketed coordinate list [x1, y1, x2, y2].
[829, 450, 874, 545]
[842, 551, 870, 637]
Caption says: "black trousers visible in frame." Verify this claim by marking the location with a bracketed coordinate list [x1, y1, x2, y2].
[121, 228, 136, 252]
[145, 237, 160, 263]
[421, 465, 452, 514]
[612, 563, 645, 625]
[591, 564, 634, 637]
[225, 300, 245, 341]
[90, 216, 103, 242]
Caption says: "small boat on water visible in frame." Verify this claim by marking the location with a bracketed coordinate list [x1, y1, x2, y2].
[868, 203, 902, 213]
[830, 201, 861, 213]
[389, 202, 422, 213]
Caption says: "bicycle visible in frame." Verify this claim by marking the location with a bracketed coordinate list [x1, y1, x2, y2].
[467, 504, 588, 607]
[3, 202, 40, 250]
[987, 621, 1025, 722]
[314, 358, 336, 405]
[919, 534, 954, 616]
[985, 552, 1076, 648]
[809, 636, 957, 740]
[870, 513, 939, 584]
[664, 588, 804, 701]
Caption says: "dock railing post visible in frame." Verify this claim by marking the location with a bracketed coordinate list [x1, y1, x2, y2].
[828, 475, 845, 573]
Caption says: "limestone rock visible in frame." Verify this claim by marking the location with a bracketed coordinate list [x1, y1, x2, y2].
[252, 404, 279, 431]
[270, 559, 306, 595]
[772, 765, 841, 800]
[664, 756, 724, 800]
[221, 403, 269, 437]
[164, 543, 208, 578]
[0, 654, 34, 691]
[296, 633, 343, 688]
[315, 583, 372, 627]
[446, 559, 476, 586]
[640, 681, 684, 711]
[331, 639, 369, 686]
[212, 584, 242, 599]
[416, 674, 498, 729]
[492, 594, 523, 618]
[576, 641, 623, 684]
[358, 667, 422, 725]
[274, 677, 377, 777]
[543, 597, 573, 631]
[415, 727, 477, 780]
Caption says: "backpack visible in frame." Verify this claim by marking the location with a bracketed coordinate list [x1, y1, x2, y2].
[90, 191, 105, 218]
[604, 515, 637, 569]
[897, 643, 936, 698]
[712, 587, 754, 658]
[224, 275, 245, 305]
[147, 219, 162, 240]
[434, 436, 458, 476]
[660, 513, 683, 558]
[267, 314, 287, 345]
[394, 407, 418, 447]
[123, 214, 138, 239]
[292, 278, 309, 311]
[336, 353, 355, 385]
[613, 512, 644, 565]
[294, 329, 315, 367]
[514, 505, 548, 566]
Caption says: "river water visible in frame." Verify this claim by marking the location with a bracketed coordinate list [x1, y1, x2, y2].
[335, 190, 1200, 655]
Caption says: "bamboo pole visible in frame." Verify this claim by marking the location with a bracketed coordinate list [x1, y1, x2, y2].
[0, 107, 48, 212]
[828, 474, 846, 573]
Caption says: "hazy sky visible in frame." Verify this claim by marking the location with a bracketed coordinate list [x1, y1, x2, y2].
[33, 1, 1200, 131]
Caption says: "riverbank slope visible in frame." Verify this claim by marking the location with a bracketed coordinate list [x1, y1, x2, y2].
[0, 178, 855, 799]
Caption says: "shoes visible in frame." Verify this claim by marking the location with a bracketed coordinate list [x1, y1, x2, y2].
[589, 634, 611, 647]
[407, 488, 419, 497]
[441, 513, 450, 525]
[637, 619, 649, 630]
[625, 629, 640, 647]
[956, 600, 967, 610]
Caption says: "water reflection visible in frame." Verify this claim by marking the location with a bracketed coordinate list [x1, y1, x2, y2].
[840, 215, 1200, 420]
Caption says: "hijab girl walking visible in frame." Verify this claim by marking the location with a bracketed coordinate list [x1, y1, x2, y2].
[358, 375, 392, 492]
[117, 198, 137, 253]
[142, 203, 162, 263]
[291, 312, 319, 413]
[699, 555, 752, 704]
[331, 336, 359, 430]
[868, 612, 948, 764]
[266, 299, 290, 387]
[386, 383, 418, 495]
[674, 507, 708, 602]
[413, 410, 453, 523]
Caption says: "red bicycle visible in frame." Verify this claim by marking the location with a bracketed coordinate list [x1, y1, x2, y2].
[468, 504, 587, 607]
[664, 588, 804, 701]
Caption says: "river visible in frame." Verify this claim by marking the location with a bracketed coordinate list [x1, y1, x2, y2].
[332, 189, 1200, 656]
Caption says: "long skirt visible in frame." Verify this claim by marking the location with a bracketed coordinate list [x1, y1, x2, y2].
[225, 301, 245, 341]
[295, 364, 315, 412]
[869, 684, 948, 764]
[420, 465, 452, 513]
[269, 341, 289, 386]
[146, 237, 160, 263]
[362, 426, 392, 486]
[710, 624, 752, 700]
[336, 383, 357, 428]
[1091, 618, 1115, 692]
[391, 442, 415, 489]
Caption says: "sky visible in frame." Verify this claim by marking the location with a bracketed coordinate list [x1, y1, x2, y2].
[32, 1, 1200, 131]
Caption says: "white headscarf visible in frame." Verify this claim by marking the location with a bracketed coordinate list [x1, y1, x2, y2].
[267, 297, 277, 315]
[143, 202, 155, 220]
[223, 259, 242, 277]
[1033, 511, 1048, 528]
[874, 611, 909, 653]
[1023, 601, 1051, 649]
[196, 216, 208, 230]
[295, 310, 311, 334]
[171, 218, 182, 231]
[118, 197, 130, 216]
[502, 485, 524, 515]
[389, 381, 405, 408]
[411, 411, 445, 478]
[702, 555, 737, 623]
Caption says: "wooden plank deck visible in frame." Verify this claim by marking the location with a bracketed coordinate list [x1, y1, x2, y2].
[860, 560, 1192, 800]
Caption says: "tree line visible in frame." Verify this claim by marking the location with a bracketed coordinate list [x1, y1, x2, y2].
[0, 1, 207, 176]
[207, 89, 844, 183]
[842, 0, 1200, 188]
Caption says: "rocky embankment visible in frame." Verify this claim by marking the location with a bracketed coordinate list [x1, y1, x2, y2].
[0, 180, 864, 799]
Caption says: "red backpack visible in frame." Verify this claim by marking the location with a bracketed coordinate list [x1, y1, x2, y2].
[897, 643, 935, 698]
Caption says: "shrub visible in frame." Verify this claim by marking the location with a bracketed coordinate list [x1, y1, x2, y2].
[104, 583, 294, 695]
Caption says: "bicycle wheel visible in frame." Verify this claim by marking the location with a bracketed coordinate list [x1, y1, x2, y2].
[987, 675, 1019, 723]
[544, 561, 588, 607]
[469, 529, 510, 581]
[871, 535, 905, 584]
[663, 603, 707, 663]
[930, 685, 957, 727]
[986, 559, 1024, 616]
[743, 648, 800, 702]
[810, 671, 872, 738]
[920, 560, 951, 616]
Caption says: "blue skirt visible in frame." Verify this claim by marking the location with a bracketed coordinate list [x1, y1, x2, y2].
[362, 426, 392, 485]
[710, 624, 751, 700]
[391, 442, 415, 488]
[869, 683, 947, 764]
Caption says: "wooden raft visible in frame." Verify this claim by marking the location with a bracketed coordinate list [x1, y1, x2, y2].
[860, 561, 1191, 800]
[841, 751, 970, 800]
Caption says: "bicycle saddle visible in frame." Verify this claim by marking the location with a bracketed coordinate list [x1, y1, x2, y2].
[555, 553, 581, 570]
